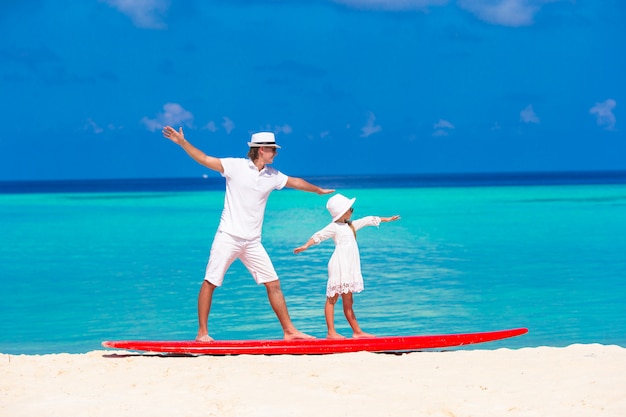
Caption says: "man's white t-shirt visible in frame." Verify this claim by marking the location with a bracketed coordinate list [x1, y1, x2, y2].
[217, 158, 288, 240]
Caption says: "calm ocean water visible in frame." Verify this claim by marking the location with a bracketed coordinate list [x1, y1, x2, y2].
[1, 173, 625, 354]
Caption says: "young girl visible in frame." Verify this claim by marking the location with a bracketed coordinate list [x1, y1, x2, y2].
[294, 193, 400, 339]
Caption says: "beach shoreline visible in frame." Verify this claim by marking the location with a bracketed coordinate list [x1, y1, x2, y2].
[2, 344, 624, 416]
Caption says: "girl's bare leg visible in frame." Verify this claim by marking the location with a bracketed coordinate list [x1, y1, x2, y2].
[341, 292, 375, 338]
[325, 295, 346, 339]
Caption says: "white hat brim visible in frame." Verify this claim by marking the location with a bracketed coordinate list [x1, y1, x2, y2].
[248, 142, 281, 148]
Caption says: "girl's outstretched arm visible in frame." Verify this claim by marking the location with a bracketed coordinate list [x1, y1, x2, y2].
[294, 238, 316, 254]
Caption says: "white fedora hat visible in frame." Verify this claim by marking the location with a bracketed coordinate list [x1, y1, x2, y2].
[247, 132, 281, 148]
[326, 193, 356, 222]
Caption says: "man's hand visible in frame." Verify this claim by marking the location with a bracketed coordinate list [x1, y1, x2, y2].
[317, 188, 335, 195]
[162, 126, 186, 146]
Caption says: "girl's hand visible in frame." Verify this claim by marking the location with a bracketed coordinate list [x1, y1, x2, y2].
[294, 238, 315, 253]
[383, 215, 400, 222]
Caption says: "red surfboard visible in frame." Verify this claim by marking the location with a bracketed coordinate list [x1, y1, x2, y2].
[102, 327, 527, 355]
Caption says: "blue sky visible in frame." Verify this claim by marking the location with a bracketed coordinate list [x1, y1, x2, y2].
[0, 0, 624, 180]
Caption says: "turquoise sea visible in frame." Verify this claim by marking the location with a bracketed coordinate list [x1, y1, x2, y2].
[1, 174, 625, 354]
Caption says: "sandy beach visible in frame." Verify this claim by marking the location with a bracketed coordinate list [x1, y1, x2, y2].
[1, 344, 625, 417]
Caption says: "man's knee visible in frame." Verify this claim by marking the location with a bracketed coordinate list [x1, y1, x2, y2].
[264, 279, 282, 292]
[201, 280, 218, 291]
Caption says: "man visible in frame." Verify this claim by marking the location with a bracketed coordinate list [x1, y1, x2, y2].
[162, 126, 334, 341]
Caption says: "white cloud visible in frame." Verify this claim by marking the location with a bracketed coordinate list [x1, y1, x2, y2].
[432, 119, 454, 137]
[333, 0, 557, 26]
[84, 118, 104, 134]
[204, 121, 218, 132]
[520, 105, 540, 124]
[332, 0, 447, 11]
[100, 0, 170, 29]
[434, 119, 455, 129]
[457, 0, 551, 27]
[274, 124, 293, 135]
[222, 117, 235, 134]
[360, 112, 382, 138]
[202, 117, 234, 134]
[589, 99, 617, 131]
[141, 103, 194, 132]
[84, 118, 123, 134]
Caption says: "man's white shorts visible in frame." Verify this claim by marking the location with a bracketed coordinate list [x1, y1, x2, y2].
[204, 230, 279, 286]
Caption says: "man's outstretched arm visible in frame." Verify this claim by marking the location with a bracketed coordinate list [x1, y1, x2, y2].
[162, 126, 224, 173]
[285, 177, 334, 194]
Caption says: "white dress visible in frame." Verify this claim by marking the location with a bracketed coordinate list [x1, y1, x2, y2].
[311, 216, 381, 297]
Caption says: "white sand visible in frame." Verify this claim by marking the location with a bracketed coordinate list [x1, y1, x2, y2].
[1, 344, 625, 417]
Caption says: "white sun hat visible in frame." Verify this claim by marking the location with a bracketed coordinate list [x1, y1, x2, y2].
[247, 132, 281, 148]
[326, 193, 356, 222]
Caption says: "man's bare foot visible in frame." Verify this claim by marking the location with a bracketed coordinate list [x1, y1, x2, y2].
[195, 334, 214, 342]
[326, 332, 347, 339]
[352, 331, 375, 339]
[283, 330, 315, 340]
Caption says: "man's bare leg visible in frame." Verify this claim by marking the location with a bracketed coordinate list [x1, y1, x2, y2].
[341, 292, 374, 338]
[196, 280, 216, 342]
[265, 280, 315, 340]
[325, 295, 346, 339]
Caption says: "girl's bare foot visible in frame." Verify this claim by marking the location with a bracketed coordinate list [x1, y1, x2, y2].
[195, 334, 214, 342]
[326, 332, 347, 339]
